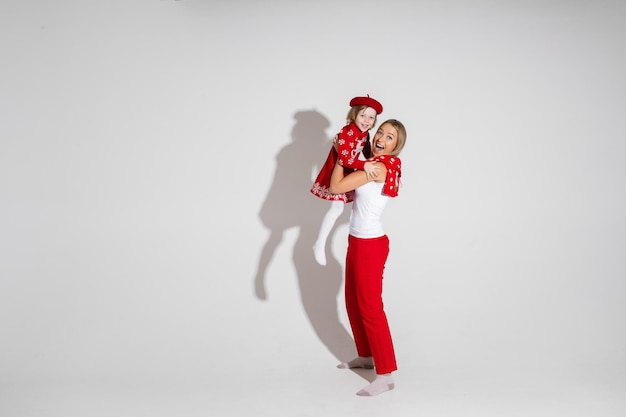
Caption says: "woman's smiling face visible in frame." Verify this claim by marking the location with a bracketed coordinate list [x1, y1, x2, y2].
[371, 123, 398, 156]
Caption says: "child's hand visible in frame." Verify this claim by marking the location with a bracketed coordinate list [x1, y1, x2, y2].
[364, 161, 379, 180]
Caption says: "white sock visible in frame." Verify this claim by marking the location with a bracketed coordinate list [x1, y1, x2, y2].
[313, 239, 327, 266]
[357, 373, 394, 396]
[337, 356, 374, 369]
[313, 201, 344, 266]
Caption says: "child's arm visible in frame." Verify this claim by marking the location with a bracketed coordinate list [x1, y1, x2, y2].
[336, 130, 367, 171]
[333, 132, 380, 179]
[336, 131, 381, 177]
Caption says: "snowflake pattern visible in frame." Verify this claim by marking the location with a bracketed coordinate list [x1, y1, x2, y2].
[338, 133, 368, 167]
[311, 181, 354, 203]
[310, 122, 371, 202]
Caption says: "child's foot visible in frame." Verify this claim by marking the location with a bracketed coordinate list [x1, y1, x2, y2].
[313, 241, 326, 266]
[337, 356, 374, 369]
[356, 374, 394, 396]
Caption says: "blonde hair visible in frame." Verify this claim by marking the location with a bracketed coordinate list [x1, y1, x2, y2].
[346, 105, 378, 129]
[379, 119, 407, 156]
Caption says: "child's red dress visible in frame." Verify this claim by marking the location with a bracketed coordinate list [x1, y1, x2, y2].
[310, 122, 370, 203]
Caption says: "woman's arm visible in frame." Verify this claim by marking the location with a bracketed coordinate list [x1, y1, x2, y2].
[329, 161, 387, 194]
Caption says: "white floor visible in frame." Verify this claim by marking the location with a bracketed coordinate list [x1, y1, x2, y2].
[3, 359, 624, 417]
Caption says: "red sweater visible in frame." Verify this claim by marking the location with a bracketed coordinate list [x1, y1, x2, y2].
[336, 122, 370, 170]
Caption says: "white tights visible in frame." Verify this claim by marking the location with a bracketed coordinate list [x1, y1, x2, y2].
[313, 201, 344, 265]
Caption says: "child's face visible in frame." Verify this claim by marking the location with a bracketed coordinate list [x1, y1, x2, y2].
[354, 107, 377, 132]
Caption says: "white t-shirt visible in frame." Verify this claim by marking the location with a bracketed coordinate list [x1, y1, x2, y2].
[349, 180, 389, 238]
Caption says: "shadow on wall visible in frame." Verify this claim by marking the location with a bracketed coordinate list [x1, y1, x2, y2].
[253, 109, 359, 365]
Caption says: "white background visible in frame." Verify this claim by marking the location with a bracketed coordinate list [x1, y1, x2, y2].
[1, 1, 625, 416]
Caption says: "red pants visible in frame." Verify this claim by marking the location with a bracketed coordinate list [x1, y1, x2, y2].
[345, 234, 397, 374]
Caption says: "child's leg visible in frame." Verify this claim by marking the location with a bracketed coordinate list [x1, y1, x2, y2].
[313, 200, 344, 266]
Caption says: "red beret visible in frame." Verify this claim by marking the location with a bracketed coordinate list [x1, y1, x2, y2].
[349, 94, 383, 114]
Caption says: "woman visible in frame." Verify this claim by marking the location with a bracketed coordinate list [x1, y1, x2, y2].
[329, 119, 407, 397]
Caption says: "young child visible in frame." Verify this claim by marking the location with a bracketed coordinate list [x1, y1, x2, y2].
[310, 95, 383, 265]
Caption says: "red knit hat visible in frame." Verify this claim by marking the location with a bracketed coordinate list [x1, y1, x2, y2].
[349, 94, 383, 114]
